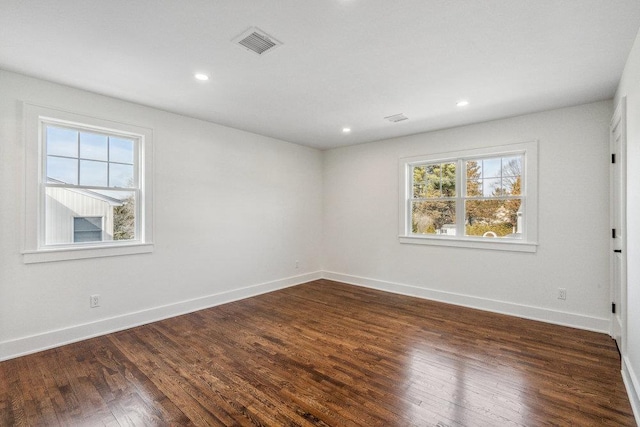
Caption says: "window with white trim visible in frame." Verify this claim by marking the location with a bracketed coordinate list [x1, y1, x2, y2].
[399, 141, 538, 252]
[23, 104, 154, 263]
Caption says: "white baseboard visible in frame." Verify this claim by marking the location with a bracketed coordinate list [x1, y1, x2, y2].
[623, 356, 640, 425]
[0, 271, 322, 362]
[322, 271, 610, 333]
[0, 270, 611, 362]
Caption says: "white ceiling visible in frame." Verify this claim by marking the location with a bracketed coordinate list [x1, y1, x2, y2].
[1, 1, 639, 150]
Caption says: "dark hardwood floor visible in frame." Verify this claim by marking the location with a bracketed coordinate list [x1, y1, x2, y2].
[0, 279, 634, 426]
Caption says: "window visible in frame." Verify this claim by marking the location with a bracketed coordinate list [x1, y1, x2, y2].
[399, 141, 537, 252]
[44, 124, 138, 246]
[23, 104, 154, 263]
[73, 217, 103, 242]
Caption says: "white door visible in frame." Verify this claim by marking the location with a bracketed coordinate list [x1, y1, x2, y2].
[610, 98, 627, 353]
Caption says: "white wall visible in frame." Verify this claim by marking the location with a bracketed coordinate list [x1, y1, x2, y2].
[0, 69, 618, 365]
[0, 70, 323, 360]
[323, 101, 613, 331]
[615, 28, 640, 420]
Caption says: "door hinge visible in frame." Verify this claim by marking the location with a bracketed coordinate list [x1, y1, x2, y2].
[612, 153, 616, 164]
[612, 228, 616, 239]
[612, 302, 616, 314]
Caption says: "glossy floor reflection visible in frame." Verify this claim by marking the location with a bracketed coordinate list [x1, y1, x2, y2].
[0, 280, 634, 426]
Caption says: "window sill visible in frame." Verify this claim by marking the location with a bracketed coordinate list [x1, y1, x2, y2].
[23, 242, 154, 264]
[398, 235, 537, 253]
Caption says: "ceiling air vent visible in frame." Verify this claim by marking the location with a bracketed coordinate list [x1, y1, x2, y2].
[384, 113, 408, 123]
[233, 27, 282, 55]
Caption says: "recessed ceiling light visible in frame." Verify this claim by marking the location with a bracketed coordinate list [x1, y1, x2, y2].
[456, 100, 469, 107]
[194, 73, 209, 81]
[342, 127, 351, 133]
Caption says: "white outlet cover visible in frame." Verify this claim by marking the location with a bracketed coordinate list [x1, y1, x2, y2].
[90, 295, 100, 307]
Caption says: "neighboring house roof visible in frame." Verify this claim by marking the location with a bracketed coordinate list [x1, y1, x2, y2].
[47, 178, 125, 206]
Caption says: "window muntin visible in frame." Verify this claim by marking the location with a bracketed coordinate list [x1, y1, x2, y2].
[46, 125, 135, 189]
[400, 142, 537, 252]
[42, 122, 140, 248]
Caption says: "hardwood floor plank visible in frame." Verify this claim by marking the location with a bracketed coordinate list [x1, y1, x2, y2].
[0, 280, 634, 426]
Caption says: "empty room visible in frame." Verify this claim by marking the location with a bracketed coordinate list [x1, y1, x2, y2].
[2, 1, 640, 425]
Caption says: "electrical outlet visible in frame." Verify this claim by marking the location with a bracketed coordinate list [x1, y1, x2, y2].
[295, 260, 299, 269]
[90, 294, 100, 308]
[558, 288, 567, 300]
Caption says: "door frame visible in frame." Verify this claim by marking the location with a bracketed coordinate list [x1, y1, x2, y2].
[610, 96, 627, 354]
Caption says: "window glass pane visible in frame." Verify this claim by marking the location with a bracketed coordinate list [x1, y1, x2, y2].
[465, 199, 522, 238]
[502, 156, 521, 177]
[482, 158, 501, 178]
[411, 200, 456, 235]
[423, 163, 456, 198]
[467, 156, 522, 197]
[467, 180, 481, 196]
[466, 161, 481, 196]
[412, 166, 426, 198]
[109, 137, 134, 164]
[109, 163, 134, 188]
[483, 178, 501, 196]
[80, 132, 108, 161]
[73, 217, 102, 242]
[46, 126, 78, 158]
[501, 156, 522, 195]
[45, 187, 136, 244]
[74, 216, 102, 231]
[47, 156, 78, 184]
[111, 191, 136, 241]
[441, 163, 456, 197]
[505, 178, 521, 196]
[87, 189, 136, 241]
[424, 165, 441, 197]
[80, 160, 108, 187]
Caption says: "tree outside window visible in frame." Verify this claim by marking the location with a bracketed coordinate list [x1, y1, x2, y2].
[409, 155, 523, 239]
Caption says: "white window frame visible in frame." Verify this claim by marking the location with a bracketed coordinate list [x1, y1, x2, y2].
[23, 103, 154, 263]
[398, 141, 538, 253]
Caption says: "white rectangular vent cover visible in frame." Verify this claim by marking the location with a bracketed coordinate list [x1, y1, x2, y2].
[233, 27, 282, 55]
[384, 113, 408, 123]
